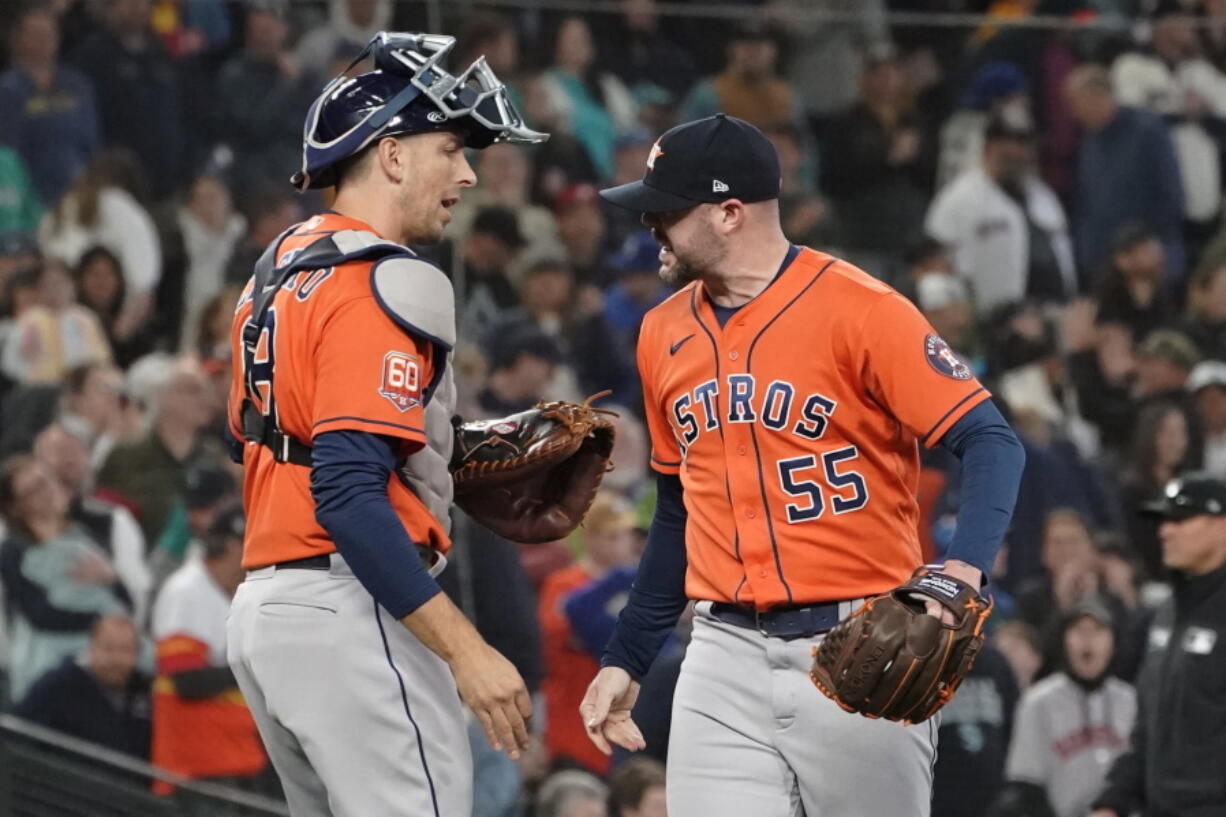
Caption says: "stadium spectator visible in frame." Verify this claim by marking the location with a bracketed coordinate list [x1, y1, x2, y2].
[767, 124, 830, 249]
[926, 109, 1076, 313]
[0, 6, 99, 206]
[74, 246, 157, 366]
[11, 613, 151, 759]
[224, 184, 302, 285]
[1187, 360, 1226, 479]
[1, 257, 112, 385]
[1063, 64, 1185, 282]
[213, 4, 318, 193]
[1119, 399, 1194, 577]
[995, 619, 1044, 692]
[156, 172, 246, 354]
[553, 183, 613, 287]
[936, 61, 1031, 190]
[150, 504, 266, 789]
[444, 143, 563, 275]
[96, 354, 224, 545]
[994, 597, 1136, 817]
[1111, 2, 1226, 233]
[69, 0, 185, 199]
[1014, 508, 1102, 635]
[602, 230, 670, 355]
[1182, 260, 1226, 360]
[450, 205, 526, 335]
[0, 455, 129, 702]
[1131, 329, 1202, 459]
[58, 362, 124, 471]
[538, 16, 638, 181]
[493, 258, 633, 405]
[539, 494, 640, 776]
[33, 424, 150, 626]
[38, 151, 162, 349]
[0, 149, 40, 237]
[1067, 318, 1138, 457]
[772, 0, 890, 138]
[536, 769, 609, 817]
[475, 327, 562, 417]
[680, 21, 798, 133]
[607, 754, 666, 817]
[602, 0, 696, 101]
[915, 272, 976, 368]
[147, 462, 237, 591]
[932, 644, 1018, 817]
[294, 0, 391, 81]
[1094, 225, 1178, 344]
[823, 44, 934, 283]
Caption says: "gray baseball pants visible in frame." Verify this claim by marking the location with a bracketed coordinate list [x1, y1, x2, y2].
[227, 553, 471, 817]
[666, 603, 939, 817]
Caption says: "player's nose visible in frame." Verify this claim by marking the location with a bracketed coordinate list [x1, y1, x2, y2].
[457, 152, 477, 188]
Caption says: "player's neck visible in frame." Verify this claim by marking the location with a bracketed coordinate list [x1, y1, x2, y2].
[703, 233, 792, 308]
[331, 188, 407, 246]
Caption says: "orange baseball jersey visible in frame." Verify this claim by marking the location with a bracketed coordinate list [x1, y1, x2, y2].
[227, 213, 449, 568]
[637, 248, 989, 608]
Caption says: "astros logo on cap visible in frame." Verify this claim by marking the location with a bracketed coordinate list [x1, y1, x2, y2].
[647, 139, 665, 170]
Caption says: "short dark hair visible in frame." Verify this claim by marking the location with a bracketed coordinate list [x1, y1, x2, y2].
[608, 755, 665, 815]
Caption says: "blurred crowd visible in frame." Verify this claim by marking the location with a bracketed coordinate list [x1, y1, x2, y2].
[2, 0, 1226, 815]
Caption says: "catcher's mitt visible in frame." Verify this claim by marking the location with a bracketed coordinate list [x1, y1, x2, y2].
[809, 568, 992, 724]
[451, 393, 616, 544]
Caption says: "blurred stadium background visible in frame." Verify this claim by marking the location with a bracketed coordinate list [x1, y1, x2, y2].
[0, 0, 1220, 815]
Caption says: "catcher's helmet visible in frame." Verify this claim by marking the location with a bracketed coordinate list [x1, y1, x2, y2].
[292, 32, 547, 191]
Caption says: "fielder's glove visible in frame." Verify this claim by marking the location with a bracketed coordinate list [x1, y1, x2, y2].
[809, 567, 993, 724]
[450, 393, 616, 543]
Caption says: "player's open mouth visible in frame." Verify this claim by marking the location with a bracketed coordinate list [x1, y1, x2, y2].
[441, 197, 459, 209]
[651, 228, 673, 259]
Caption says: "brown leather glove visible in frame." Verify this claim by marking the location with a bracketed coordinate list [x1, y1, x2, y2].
[809, 567, 993, 724]
[451, 394, 616, 544]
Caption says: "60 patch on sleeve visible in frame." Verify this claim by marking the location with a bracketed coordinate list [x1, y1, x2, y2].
[379, 351, 422, 412]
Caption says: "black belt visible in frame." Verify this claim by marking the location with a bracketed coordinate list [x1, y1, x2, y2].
[274, 554, 332, 570]
[708, 601, 844, 639]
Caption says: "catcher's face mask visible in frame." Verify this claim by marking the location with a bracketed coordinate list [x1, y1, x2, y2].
[293, 32, 548, 190]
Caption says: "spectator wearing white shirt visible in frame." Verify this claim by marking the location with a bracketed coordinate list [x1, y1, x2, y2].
[38, 151, 161, 346]
[1112, 2, 1226, 228]
[926, 110, 1076, 315]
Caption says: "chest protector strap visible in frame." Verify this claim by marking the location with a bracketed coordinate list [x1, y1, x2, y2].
[240, 227, 407, 466]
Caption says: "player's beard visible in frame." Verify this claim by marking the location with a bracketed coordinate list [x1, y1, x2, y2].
[661, 221, 726, 286]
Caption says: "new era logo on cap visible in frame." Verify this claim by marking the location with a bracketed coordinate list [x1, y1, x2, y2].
[600, 114, 781, 213]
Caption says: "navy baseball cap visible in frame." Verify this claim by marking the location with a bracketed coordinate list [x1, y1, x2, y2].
[600, 114, 781, 214]
[1139, 472, 1226, 520]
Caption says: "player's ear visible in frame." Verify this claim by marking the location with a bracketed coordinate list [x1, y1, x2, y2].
[376, 135, 407, 185]
[717, 199, 746, 232]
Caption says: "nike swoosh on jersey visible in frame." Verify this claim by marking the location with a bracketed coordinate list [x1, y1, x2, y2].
[670, 334, 696, 355]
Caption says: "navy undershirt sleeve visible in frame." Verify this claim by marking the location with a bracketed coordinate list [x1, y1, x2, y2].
[311, 430, 442, 618]
[601, 471, 689, 681]
[936, 399, 1026, 580]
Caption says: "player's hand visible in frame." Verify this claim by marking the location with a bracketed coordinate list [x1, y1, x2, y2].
[579, 666, 644, 755]
[923, 560, 982, 625]
[448, 644, 533, 759]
